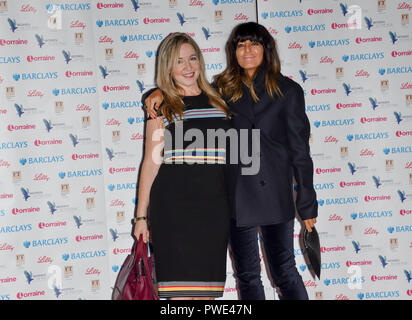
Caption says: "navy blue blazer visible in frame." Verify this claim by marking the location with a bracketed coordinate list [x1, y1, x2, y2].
[221, 69, 318, 227]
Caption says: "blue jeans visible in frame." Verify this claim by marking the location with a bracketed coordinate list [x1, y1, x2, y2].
[229, 218, 308, 300]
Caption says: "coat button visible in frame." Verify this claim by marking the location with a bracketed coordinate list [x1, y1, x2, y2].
[260, 180, 265, 186]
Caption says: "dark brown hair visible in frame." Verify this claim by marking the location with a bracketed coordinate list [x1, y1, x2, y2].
[214, 22, 283, 102]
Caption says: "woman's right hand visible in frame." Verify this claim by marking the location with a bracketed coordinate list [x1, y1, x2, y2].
[144, 89, 164, 119]
[133, 220, 149, 243]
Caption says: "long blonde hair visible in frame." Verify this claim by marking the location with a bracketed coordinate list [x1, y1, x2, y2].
[156, 33, 231, 124]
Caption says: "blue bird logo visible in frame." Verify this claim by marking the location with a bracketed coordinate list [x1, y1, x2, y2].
[364, 17, 373, 30]
[53, 284, 62, 298]
[14, 104, 24, 117]
[398, 190, 406, 203]
[404, 270, 412, 283]
[8, 18, 17, 32]
[177, 13, 186, 26]
[352, 241, 360, 253]
[73, 215, 83, 229]
[202, 27, 211, 40]
[347, 162, 356, 175]
[369, 97, 378, 110]
[343, 83, 352, 96]
[47, 201, 57, 215]
[378, 255, 388, 268]
[62, 50, 72, 64]
[99, 65, 109, 79]
[339, 3, 348, 16]
[299, 70, 308, 83]
[131, 0, 140, 11]
[394, 112, 402, 124]
[24, 271, 34, 284]
[389, 31, 398, 44]
[136, 80, 145, 93]
[110, 228, 119, 242]
[35, 34, 45, 48]
[21, 188, 30, 201]
[69, 134, 79, 147]
[372, 176, 381, 188]
[106, 148, 115, 161]
[43, 119, 53, 132]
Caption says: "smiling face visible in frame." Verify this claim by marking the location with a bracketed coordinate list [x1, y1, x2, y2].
[173, 43, 201, 95]
[235, 39, 264, 77]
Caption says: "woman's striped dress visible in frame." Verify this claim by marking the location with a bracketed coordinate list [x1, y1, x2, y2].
[148, 92, 232, 298]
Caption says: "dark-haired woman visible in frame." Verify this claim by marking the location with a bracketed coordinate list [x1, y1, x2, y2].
[144, 22, 318, 300]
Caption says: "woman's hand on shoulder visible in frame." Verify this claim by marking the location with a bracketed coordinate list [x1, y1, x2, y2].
[144, 89, 163, 119]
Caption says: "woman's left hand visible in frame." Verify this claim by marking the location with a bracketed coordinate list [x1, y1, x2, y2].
[304, 218, 317, 232]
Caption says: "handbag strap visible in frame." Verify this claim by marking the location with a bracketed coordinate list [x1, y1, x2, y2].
[138, 236, 159, 300]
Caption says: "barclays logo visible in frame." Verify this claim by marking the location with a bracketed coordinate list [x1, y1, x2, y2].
[213, 0, 254, 4]
[358, 291, 399, 300]
[59, 169, 103, 179]
[23, 237, 68, 248]
[309, 39, 350, 48]
[46, 3, 91, 11]
[0, 141, 28, 150]
[13, 72, 58, 81]
[384, 146, 412, 155]
[0, 224, 32, 234]
[323, 276, 365, 286]
[286, 24, 325, 33]
[122, 33, 163, 42]
[102, 100, 142, 110]
[63, 250, 107, 261]
[346, 132, 389, 142]
[96, 18, 138, 28]
[387, 225, 412, 233]
[108, 183, 137, 191]
[350, 211, 392, 220]
[313, 183, 334, 190]
[313, 118, 354, 128]
[379, 66, 412, 75]
[206, 63, 223, 71]
[305, 104, 330, 112]
[53, 87, 96, 96]
[342, 52, 384, 62]
[0, 56, 20, 64]
[261, 10, 303, 19]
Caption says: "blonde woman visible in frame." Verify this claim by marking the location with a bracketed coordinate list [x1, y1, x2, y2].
[133, 33, 232, 300]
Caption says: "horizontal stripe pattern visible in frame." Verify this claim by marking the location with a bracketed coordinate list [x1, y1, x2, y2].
[163, 108, 227, 127]
[157, 281, 225, 298]
[163, 148, 226, 164]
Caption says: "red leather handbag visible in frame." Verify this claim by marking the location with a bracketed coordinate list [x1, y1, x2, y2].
[111, 235, 159, 300]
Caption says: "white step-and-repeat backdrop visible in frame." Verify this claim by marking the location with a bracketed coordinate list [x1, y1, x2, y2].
[0, 0, 410, 300]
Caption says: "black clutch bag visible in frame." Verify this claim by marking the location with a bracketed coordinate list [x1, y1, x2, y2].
[303, 226, 321, 279]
